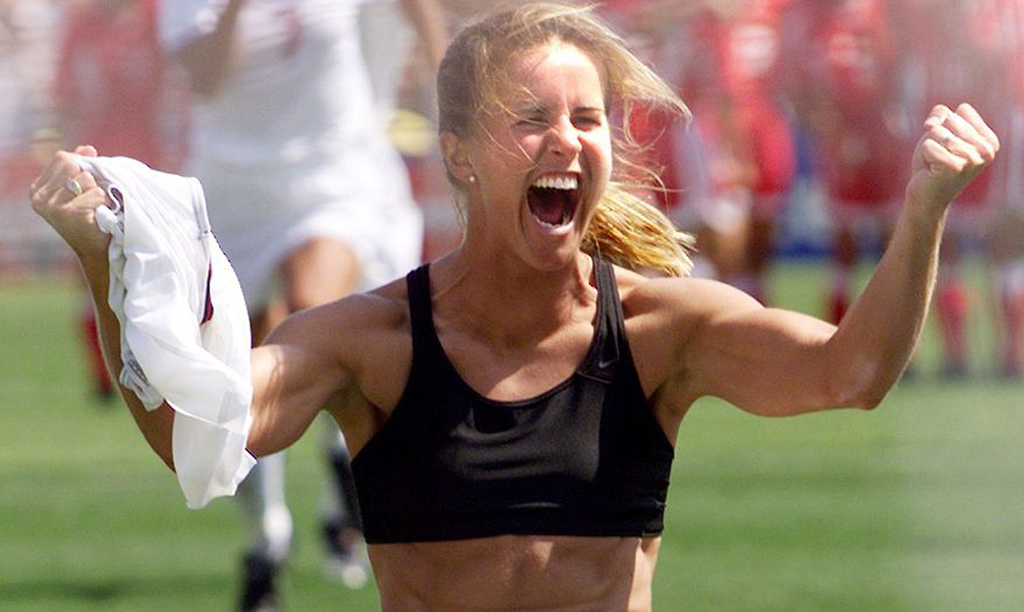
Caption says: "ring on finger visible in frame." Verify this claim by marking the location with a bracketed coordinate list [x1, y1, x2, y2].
[64, 178, 83, 197]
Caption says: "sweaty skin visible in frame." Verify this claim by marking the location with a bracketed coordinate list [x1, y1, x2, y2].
[28, 32, 998, 611]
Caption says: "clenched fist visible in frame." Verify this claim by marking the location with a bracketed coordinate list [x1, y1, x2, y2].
[28, 145, 112, 262]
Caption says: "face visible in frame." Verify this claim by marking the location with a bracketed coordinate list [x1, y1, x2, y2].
[456, 41, 613, 271]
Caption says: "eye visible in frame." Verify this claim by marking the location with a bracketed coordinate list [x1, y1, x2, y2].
[572, 113, 604, 130]
[515, 115, 548, 129]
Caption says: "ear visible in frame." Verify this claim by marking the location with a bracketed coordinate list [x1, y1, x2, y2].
[440, 131, 475, 186]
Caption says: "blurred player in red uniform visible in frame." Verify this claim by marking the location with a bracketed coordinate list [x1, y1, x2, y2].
[973, 0, 1024, 376]
[895, 0, 1010, 377]
[53, 0, 189, 398]
[787, 0, 907, 325]
[623, 0, 796, 294]
[591, 1, 714, 277]
[703, 0, 796, 301]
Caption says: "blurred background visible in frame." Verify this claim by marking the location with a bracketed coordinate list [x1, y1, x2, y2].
[1, 0, 1022, 611]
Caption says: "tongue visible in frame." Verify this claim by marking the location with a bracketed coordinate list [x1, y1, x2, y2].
[528, 187, 568, 225]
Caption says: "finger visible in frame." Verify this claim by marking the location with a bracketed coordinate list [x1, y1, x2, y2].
[941, 109, 991, 161]
[29, 154, 62, 195]
[920, 136, 968, 174]
[74, 186, 109, 211]
[75, 145, 98, 157]
[927, 124, 985, 167]
[59, 171, 99, 201]
[38, 151, 83, 203]
[955, 103, 1000, 159]
[923, 104, 954, 130]
[71, 169, 99, 193]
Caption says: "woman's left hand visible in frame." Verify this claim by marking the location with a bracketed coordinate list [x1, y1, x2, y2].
[905, 103, 1000, 216]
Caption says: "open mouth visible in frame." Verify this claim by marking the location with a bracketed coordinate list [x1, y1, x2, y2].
[526, 174, 580, 229]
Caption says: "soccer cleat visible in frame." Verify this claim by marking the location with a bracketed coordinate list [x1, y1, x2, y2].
[940, 358, 969, 381]
[322, 519, 369, 589]
[239, 552, 281, 612]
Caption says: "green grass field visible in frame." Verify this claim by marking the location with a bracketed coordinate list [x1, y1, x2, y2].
[1, 261, 1022, 612]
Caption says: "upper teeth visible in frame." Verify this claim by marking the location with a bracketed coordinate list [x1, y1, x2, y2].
[533, 175, 578, 190]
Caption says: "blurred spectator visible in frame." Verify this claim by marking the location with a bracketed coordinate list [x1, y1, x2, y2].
[55, 0, 189, 171]
[0, 0, 59, 202]
[54, 0, 190, 400]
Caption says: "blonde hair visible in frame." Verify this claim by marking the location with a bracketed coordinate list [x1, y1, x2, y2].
[437, 2, 695, 276]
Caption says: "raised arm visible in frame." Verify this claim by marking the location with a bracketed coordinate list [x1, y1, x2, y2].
[678, 104, 999, 416]
[29, 147, 177, 467]
[28, 148, 353, 470]
[400, 0, 448, 71]
[169, 0, 246, 98]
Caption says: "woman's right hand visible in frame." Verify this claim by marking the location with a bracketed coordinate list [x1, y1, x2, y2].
[28, 145, 111, 262]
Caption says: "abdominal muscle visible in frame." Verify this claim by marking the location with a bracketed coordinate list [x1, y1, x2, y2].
[369, 534, 662, 612]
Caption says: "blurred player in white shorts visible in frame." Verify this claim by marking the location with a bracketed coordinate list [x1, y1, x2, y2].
[158, 0, 435, 610]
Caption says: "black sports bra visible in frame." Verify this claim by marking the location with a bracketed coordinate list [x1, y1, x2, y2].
[351, 259, 675, 544]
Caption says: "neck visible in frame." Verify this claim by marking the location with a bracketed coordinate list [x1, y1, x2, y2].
[432, 249, 596, 348]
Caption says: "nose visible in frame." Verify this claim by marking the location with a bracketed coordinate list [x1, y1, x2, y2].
[547, 116, 583, 158]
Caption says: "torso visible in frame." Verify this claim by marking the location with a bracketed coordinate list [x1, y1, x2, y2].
[370, 535, 662, 612]
[325, 259, 695, 612]
[162, 0, 380, 169]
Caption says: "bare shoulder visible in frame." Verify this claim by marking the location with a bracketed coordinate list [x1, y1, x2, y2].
[615, 267, 762, 330]
[271, 276, 409, 339]
[263, 275, 414, 412]
[613, 267, 765, 399]
[266, 277, 411, 368]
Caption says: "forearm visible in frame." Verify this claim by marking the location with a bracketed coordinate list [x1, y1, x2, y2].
[826, 198, 946, 408]
[174, 0, 245, 97]
[79, 252, 176, 470]
[822, 103, 999, 408]
[401, 0, 447, 70]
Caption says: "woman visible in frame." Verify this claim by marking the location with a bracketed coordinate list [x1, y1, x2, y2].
[29, 4, 998, 611]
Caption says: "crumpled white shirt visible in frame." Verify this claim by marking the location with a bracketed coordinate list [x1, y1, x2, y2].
[79, 155, 256, 509]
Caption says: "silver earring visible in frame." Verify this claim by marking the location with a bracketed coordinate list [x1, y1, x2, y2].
[468, 174, 476, 184]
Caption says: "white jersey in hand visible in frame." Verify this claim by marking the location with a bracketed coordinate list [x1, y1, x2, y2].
[83, 154, 256, 510]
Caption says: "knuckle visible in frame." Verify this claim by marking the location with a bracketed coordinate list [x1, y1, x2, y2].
[29, 193, 47, 213]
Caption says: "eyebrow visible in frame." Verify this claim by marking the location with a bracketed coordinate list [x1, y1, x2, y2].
[512, 103, 606, 115]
